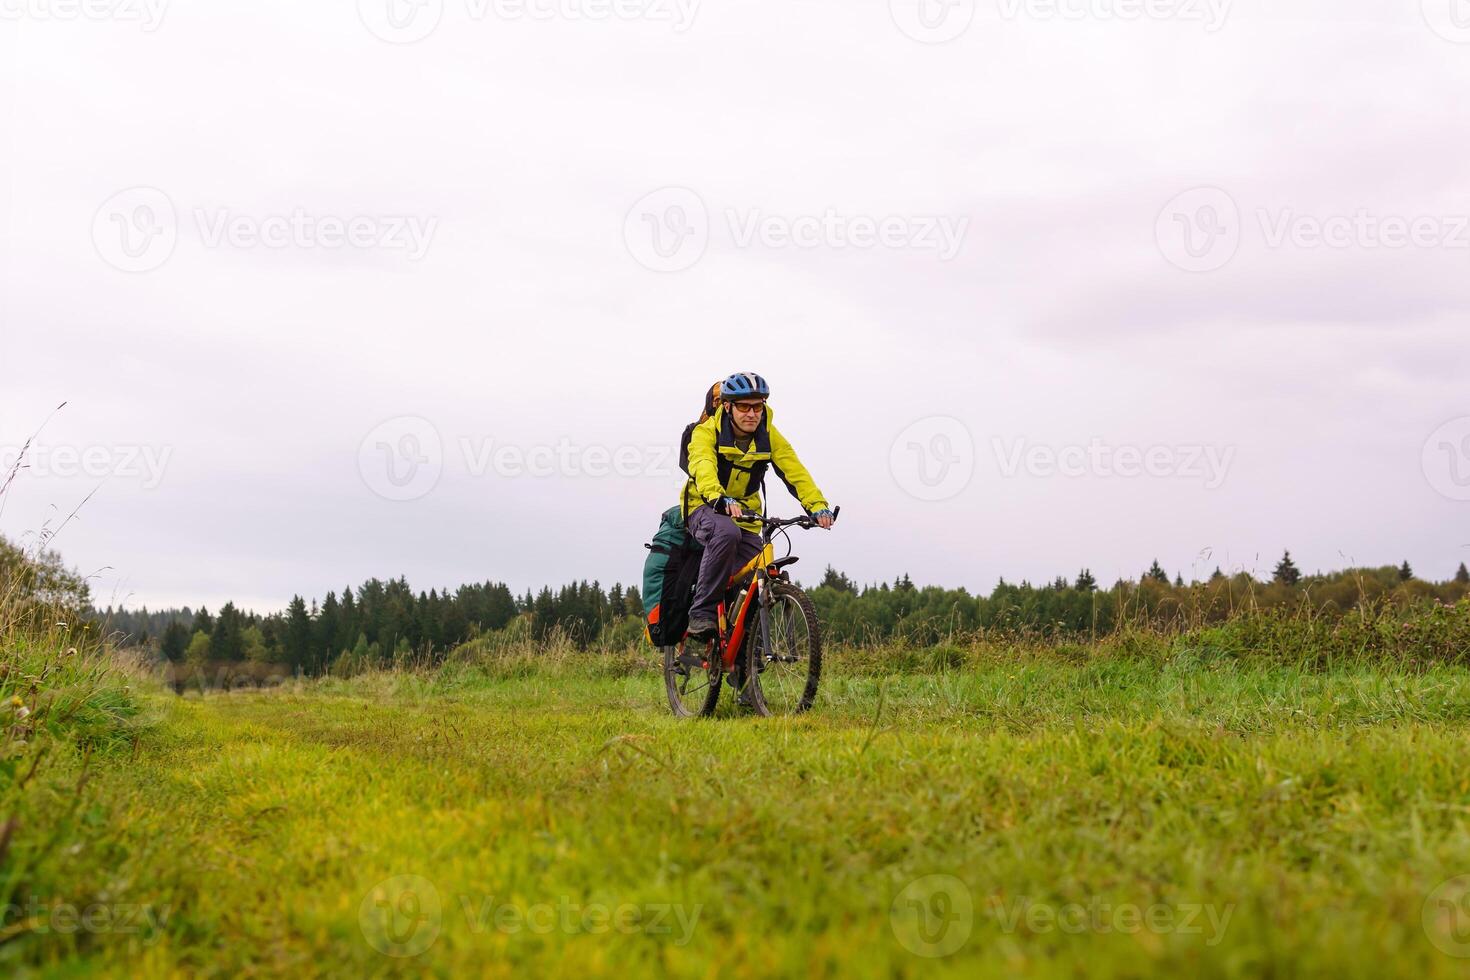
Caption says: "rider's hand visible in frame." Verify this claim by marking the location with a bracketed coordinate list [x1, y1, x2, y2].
[723, 497, 744, 519]
[813, 508, 835, 529]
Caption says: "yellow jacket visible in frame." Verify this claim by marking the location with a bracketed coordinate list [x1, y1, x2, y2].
[680, 404, 829, 532]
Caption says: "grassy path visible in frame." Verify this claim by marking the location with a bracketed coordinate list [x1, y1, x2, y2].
[17, 658, 1470, 977]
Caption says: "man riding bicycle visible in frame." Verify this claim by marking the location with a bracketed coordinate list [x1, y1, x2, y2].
[682, 372, 835, 640]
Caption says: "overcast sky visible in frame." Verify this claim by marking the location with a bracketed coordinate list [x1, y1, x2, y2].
[2, 0, 1468, 613]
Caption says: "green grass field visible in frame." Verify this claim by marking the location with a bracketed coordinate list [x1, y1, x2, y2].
[9, 644, 1470, 978]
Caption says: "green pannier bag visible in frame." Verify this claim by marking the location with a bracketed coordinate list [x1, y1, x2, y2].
[642, 506, 703, 647]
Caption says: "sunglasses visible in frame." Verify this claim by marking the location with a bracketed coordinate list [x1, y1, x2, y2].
[729, 401, 766, 415]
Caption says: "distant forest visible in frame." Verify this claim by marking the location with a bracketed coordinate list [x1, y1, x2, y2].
[93, 552, 1470, 675]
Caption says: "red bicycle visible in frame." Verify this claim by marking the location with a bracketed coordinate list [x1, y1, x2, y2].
[662, 508, 836, 717]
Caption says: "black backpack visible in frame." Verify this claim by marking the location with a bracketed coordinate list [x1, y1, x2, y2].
[678, 381, 722, 477]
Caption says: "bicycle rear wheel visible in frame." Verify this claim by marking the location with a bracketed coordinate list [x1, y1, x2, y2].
[745, 581, 822, 716]
[663, 640, 722, 718]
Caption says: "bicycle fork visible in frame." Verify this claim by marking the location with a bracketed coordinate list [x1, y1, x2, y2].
[717, 576, 764, 673]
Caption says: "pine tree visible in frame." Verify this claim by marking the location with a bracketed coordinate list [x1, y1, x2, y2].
[316, 591, 341, 673]
[820, 566, 857, 594]
[1174, 574, 1184, 588]
[1146, 560, 1169, 584]
[191, 606, 214, 637]
[1456, 563, 1469, 585]
[210, 603, 244, 662]
[1075, 569, 1097, 592]
[1210, 567, 1224, 582]
[1399, 561, 1414, 582]
[286, 596, 312, 673]
[160, 620, 189, 663]
[1273, 551, 1301, 586]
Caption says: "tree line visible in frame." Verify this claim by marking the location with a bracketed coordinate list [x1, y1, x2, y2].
[809, 557, 1470, 645]
[93, 551, 1470, 671]
[100, 576, 645, 675]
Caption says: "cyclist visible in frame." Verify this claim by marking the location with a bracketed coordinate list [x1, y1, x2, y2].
[682, 372, 835, 640]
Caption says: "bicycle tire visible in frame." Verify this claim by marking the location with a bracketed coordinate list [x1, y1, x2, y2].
[744, 580, 822, 716]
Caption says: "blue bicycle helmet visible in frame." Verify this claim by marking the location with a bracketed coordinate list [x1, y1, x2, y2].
[720, 372, 770, 401]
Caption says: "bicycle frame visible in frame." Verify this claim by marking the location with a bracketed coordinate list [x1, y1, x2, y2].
[717, 546, 772, 673]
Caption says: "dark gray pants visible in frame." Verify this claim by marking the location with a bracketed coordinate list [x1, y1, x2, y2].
[686, 506, 763, 622]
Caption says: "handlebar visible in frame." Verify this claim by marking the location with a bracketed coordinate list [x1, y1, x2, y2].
[739, 505, 840, 529]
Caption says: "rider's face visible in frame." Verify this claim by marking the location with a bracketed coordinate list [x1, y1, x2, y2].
[728, 400, 765, 435]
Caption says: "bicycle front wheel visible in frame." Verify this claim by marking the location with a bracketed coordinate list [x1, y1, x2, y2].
[745, 580, 822, 716]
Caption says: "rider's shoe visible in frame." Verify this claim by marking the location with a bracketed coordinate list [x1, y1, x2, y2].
[686, 617, 718, 641]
